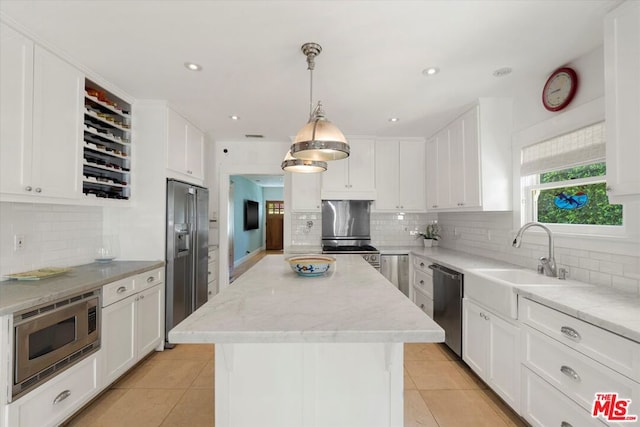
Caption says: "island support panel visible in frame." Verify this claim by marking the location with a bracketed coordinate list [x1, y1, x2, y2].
[215, 342, 404, 426]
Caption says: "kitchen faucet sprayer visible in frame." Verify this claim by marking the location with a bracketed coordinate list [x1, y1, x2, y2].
[512, 222, 557, 278]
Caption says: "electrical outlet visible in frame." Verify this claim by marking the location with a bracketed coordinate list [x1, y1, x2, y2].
[14, 234, 25, 251]
[409, 230, 418, 236]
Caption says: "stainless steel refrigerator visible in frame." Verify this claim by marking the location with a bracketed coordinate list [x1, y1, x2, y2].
[165, 179, 209, 346]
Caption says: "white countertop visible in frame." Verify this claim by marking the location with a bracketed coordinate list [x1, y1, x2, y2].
[168, 254, 445, 344]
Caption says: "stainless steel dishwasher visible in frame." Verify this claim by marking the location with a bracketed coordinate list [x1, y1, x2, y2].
[380, 254, 410, 297]
[429, 264, 463, 357]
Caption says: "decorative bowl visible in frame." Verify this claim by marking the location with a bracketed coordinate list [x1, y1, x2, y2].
[286, 255, 335, 277]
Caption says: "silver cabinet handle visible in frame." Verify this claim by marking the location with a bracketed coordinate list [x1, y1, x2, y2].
[35, 187, 42, 193]
[25, 186, 32, 192]
[116, 286, 127, 294]
[560, 365, 581, 382]
[146, 276, 154, 283]
[419, 280, 424, 285]
[560, 326, 581, 342]
[139, 294, 145, 300]
[420, 304, 425, 309]
[420, 262, 425, 267]
[53, 389, 71, 405]
[561, 422, 573, 427]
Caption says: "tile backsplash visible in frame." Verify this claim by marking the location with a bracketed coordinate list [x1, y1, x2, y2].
[437, 211, 640, 295]
[0, 202, 102, 278]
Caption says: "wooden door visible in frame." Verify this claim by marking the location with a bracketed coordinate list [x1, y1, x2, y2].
[265, 200, 284, 250]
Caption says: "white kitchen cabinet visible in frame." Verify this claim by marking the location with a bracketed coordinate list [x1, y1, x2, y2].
[321, 138, 376, 200]
[207, 247, 219, 299]
[167, 108, 205, 181]
[426, 98, 512, 212]
[374, 139, 426, 212]
[462, 298, 520, 411]
[604, 1, 640, 202]
[6, 353, 101, 427]
[291, 172, 321, 212]
[409, 254, 434, 318]
[1, 23, 83, 201]
[102, 269, 164, 384]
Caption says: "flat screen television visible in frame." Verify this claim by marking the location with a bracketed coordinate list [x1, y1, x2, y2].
[244, 200, 259, 230]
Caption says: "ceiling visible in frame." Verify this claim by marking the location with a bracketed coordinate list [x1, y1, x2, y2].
[0, 0, 620, 142]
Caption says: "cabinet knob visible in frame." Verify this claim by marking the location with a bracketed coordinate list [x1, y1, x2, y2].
[116, 286, 127, 294]
[140, 294, 145, 300]
[420, 304, 425, 309]
[432, 205, 438, 208]
[25, 186, 32, 192]
[560, 365, 581, 383]
[53, 389, 71, 405]
[146, 276, 154, 283]
[561, 422, 574, 427]
[419, 280, 424, 285]
[606, 186, 612, 192]
[35, 187, 42, 193]
[420, 262, 425, 267]
[560, 326, 581, 342]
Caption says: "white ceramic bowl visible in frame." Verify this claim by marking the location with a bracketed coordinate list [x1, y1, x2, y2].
[286, 255, 335, 277]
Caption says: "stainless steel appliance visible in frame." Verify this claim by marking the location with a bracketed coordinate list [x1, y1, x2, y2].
[380, 254, 410, 296]
[321, 200, 380, 269]
[166, 179, 209, 346]
[13, 289, 100, 398]
[429, 264, 463, 357]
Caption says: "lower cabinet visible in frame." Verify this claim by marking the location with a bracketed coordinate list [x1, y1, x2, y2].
[207, 247, 218, 299]
[102, 269, 164, 385]
[411, 256, 434, 318]
[6, 353, 101, 427]
[462, 298, 520, 411]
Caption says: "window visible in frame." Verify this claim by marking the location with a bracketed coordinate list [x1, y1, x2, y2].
[520, 122, 624, 233]
[266, 201, 284, 215]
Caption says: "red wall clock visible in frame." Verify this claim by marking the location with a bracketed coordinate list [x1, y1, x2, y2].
[542, 67, 578, 112]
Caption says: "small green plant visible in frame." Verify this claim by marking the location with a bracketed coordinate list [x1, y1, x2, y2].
[418, 223, 440, 240]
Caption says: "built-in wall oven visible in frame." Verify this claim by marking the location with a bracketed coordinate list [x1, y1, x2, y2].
[12, 289, 101, 399]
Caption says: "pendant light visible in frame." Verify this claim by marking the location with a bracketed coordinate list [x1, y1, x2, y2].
[290, 42, 349, 161]
[281, 150, 327, 173]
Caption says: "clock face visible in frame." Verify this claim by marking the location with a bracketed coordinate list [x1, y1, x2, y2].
[542, 67, 578, 112]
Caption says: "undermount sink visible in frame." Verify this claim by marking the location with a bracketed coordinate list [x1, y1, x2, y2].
[464, 268, 588, 319]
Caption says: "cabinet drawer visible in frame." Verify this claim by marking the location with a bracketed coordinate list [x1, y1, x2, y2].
[522, 366, 605, 427]
[207, 261, 217, 284]
[519, 298, 640, 381]
[412, 256, 431, 272]
[523, 325, 640, 414]
[8, 354, 99, 427]
[135, 268, 163, 292]
[208, 249, 218, 263]
[413, 288, 433, 318]
[102, 276, 135, 307]
[413, 269, 433, 298]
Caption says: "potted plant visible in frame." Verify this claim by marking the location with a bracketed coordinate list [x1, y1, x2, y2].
[418, 222, 440, 248]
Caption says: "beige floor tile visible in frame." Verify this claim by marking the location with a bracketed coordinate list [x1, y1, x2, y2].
[404, 367, 417, 390]
[404, 390, 439, 427]
[160, 388, 215, 427]
[64, 388, 128, 426]
[405, 360, 481, 390]
[420, 389, 511, 427]
[479, 388, 528, 427]
[190, 359, 215, 389]
[152, 344, 214, 361]
[113, 358, 208, 389]
[69, 388, 185, 427]
[404, 343, 457, 361]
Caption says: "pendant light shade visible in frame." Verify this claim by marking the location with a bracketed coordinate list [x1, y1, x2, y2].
[288, 42, 349, 164]
[281, 150, 327, 173]
[291, 102, 349, 161]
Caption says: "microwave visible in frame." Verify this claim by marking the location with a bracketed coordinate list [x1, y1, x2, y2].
[12, 289, 101, 399]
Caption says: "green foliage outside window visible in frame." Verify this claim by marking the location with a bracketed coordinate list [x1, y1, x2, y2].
[536, 163, 623, 226]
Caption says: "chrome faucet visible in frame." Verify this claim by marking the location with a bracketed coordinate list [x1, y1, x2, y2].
[512, 222, 557, 277]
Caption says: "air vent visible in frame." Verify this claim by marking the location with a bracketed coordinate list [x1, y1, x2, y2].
[245, 134, 264, 139]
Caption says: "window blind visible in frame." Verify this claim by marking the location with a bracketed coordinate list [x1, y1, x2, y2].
[520, 122, 606, 175]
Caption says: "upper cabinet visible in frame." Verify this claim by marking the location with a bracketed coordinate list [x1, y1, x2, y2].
[167, 108, 205, 181]
[374, 139, 426, 212]
[426, 98, 512, 212]
[1, 23, 84, 200]
[321, 138, 376, 200]
[291, 172, 321, 212]
[604, 0, 640, 202]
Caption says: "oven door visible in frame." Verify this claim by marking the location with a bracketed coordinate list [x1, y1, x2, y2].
[14, 296, 99, 384]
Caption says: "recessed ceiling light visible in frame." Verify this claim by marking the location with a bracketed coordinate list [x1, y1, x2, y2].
[388, 117, 400, 123]
[229, 115, 240, 120]
[493, 67, 513, 77]
[184, 62, 202, 71]
[422, 67, 440, 76]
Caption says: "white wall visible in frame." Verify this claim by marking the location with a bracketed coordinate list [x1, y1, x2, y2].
[0, 202, 102, 277]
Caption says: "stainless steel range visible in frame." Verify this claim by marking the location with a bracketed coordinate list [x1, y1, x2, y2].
[321, 200, 380, 269]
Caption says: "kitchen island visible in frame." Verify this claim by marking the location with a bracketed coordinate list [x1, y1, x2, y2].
[169, 254, 444, 427]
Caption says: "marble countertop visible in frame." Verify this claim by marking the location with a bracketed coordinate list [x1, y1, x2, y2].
[168, 254, 445, 344]
[0, 260, 164, 316]
[408, 246, 514, 272]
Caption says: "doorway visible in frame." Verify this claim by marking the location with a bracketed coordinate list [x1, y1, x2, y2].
[265, 200, 284, 250]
